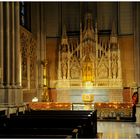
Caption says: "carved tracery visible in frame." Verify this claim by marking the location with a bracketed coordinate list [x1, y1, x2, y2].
[57, 13, 123, 88]
[20, 26, 37, 89]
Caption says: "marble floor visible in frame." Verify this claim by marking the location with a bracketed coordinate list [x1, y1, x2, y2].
[97, 121, 140, 139]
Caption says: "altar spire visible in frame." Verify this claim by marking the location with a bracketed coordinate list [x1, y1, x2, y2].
[61, 25, 68, 46]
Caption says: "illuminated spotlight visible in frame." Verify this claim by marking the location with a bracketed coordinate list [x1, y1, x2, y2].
[32, 97, 38, 102]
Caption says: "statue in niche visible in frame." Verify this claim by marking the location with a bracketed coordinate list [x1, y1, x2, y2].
[62, 62, 67, 79]
[98, 63, 108, 78]
[82, 55, 94, 81]
[71, 66, 80, 79]
[70, 56, 80, 79]
[111, 53, 118, 78]
[87, 65, 92, 81]
[61, 46, 68, 79]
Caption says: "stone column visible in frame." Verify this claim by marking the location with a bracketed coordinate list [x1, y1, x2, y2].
[15, 2, 21, 87]
[14, 2, 23, 105]
[36, 3, 41, 99]
[10, 3, 15, 87]
[5, 2, 10, 87]
[0, 2, 4, 87]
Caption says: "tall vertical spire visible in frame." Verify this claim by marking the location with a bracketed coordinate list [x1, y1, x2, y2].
[110, 19, 117, 44]
[62, 25, 67, 39]
[61, 25, 68, 45]
[84, 13, 93, 30]
[83, 13, 94, 41]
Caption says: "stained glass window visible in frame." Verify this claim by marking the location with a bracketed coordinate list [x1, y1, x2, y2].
[20, 2, 31, 31]
[20, 2, 25, 26]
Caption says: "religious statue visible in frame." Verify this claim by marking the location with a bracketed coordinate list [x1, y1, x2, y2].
[61, 46, 68, 79]
[111, 53, 118, 78]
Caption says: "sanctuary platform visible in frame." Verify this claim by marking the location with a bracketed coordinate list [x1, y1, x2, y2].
[56, 88, 123, 103]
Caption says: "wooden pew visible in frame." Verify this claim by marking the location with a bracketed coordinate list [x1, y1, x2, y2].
[0, 115, 7, 128]
[1, 110, 97, 138]
[15, 109, 97, 135]
[24, 110, 93, 115]
[5, 116, 90, 137]
[0, 110, 5, 116]
[11, 109, 97, 136]
[0, 127, 79, 138]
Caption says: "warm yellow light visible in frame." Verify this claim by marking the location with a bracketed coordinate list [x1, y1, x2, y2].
[82, 94, 94, 102]
[84, 81, 93, 89]
[32, 97, 38, 102]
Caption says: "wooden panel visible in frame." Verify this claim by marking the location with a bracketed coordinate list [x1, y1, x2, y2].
[23, 90, 36, 102]
[49, 88, 57, 102]
[123, 88, 131, 102]
[118, 35, 134, 87]
[46, 38, 58, 88]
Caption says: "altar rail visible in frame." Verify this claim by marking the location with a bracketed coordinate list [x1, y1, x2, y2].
[28, 102, 133, 121]
[94, 102, 133, 121]
[28, 102, 72, 110]
[0, 102, 134, 121]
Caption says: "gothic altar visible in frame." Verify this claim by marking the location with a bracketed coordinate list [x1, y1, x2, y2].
[56, 13, 123, 103]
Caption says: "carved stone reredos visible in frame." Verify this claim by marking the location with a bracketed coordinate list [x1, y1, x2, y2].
[57, 13, 122, 88]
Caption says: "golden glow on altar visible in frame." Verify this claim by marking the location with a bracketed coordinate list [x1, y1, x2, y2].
[82, 94, 94, 110]
[82, 81, 94, 109]
[84, 81, 93, 89]
[82, 82, 94, 109]
[82, 94, 94, 102]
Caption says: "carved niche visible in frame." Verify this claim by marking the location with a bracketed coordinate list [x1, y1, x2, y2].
[70, 55, 80, 79]
[20, 26, 37, 89]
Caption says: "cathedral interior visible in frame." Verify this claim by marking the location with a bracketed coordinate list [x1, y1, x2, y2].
[0, 2, 140, 138]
